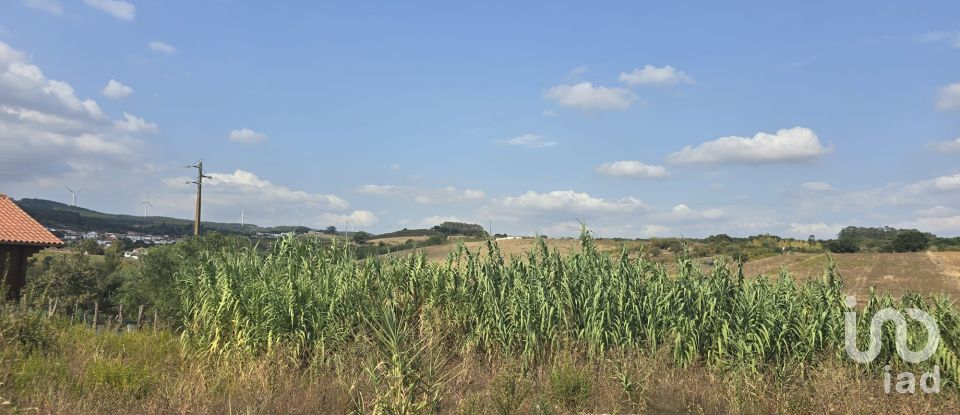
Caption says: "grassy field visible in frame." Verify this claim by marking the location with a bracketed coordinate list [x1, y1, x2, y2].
[382, 237, 638, 262]
[365, 235, 434, 245]
[5, 235, 960, 413]
[3, 313, 957, 413]
[742, 252, 960, 300]
[389, 238, 960, 299]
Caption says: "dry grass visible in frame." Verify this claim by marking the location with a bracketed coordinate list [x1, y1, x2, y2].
[385, 238, 636, 263]
[393, 239, 960, 299]
[4, 324, 958, 414]
[365, 235, 433, 245]
[743, 252, 960, 299]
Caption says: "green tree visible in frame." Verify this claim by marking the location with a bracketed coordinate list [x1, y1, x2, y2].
[24, 253, 101, 308]
[887, 230, 931, 252]
[103, 239, 126, 272]
[78, 238, 104, 255]
[825, 238, 858, 253]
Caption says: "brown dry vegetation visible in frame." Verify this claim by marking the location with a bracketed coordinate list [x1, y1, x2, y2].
[743, 252, 960, 300]
[384, 238, 635, 263]
[366, 235, 434, 245]
[395, 239, 960, 299]
[3, 320, 958, 414]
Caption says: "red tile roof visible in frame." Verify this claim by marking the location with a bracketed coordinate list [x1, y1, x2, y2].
[0, 194, 63, 246]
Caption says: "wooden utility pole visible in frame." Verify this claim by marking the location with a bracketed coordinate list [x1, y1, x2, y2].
[188, 160, 211, 237]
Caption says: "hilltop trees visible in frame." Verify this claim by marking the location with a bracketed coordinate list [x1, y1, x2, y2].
[825, 238, 859, 253]
[432, 221, 488, 238]
[822, 226, 937, 253]
[887, 230, 931, 252]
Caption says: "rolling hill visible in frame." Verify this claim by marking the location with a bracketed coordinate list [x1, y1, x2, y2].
[14, 198, 309, 237]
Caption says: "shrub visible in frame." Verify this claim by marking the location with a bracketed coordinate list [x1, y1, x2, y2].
[0, 307, 56, 352]
[84, 359, 156, 400]
[825, 238, 859, 253]
[548, 361, 592, 411]
[490, 363, 531, 414]
[887, 230, 931, 252]
[24, 252, 101, 309]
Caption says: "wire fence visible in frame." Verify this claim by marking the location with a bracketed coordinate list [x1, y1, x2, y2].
[36, 298, 165, 333]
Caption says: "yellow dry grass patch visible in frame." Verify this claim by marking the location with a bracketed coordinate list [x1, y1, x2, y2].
[364, 235, 432, 245]
[744, 252, 960, 299]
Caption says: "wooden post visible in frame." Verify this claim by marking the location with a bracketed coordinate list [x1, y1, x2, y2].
[153, 309, 158, 332]
[137, 305, 144, 328]
[92, 302, 98, 330]
[118, 304, 123, 325]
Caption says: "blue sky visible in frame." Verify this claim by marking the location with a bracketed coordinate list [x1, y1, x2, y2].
[1, 0, 958, 238]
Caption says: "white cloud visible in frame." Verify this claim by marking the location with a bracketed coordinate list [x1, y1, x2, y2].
[84, 0, 135, 20]
[917, 205, 956, 217]
[497, 134, 556, 148]
[494, 190, 647, 214]
[641, 224, 670, 237]
[417, 215, 469, 228]
[667, 127, 829, 165]
[932, 173, 960, 190]
[669, 204, 726, 220]
[619, 65, 694, 86]
[937, 83, 960, 111]
[567, 66, 588, 78]
[801, 181, 833, 191]
[162, 169, 349, 211]
[931, 138, 960, 152]
[544, 82, 636, 112]
[148, 41, 177, 54]
[902, 173, 960, 194]
[318, 210, 379, 228]
[0, 42, 106, 121]
[788, 222, 843, 239]
[113, 112, 158, 134]
[356, 184, 485, 204]
[596, 160, 667, 178]
[0, 40, 146, 185]
[904, 216, 960, 233]
[101, 79, 133, 100]
[898, 205, 960, 234]
[916, 31, 960, 48]
[229, 128, 267, 143]
[23, 0, 62, 14]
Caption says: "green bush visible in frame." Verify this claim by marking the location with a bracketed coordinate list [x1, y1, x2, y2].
[0, 307, 56, 352]
[825, 238, 859, 253]
[24, 253, 101, 310]
[84, 359, 156, 400]
[548, 361, 592, 411]
[886, 230, 931, 252]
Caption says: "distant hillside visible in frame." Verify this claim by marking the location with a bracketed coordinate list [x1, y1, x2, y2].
[373, 228, 441, 239]
[370, 221, 489, 240]
[14, 198, 308, 237]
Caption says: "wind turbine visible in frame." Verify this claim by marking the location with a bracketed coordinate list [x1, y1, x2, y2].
[139, 193, 153, 217]
[298, 208, 304, 228]
[241, 208, 245, 227]
[65, 187, 83, 206]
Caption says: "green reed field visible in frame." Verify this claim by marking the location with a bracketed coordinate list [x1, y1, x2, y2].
[4, 232, 960, 413]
